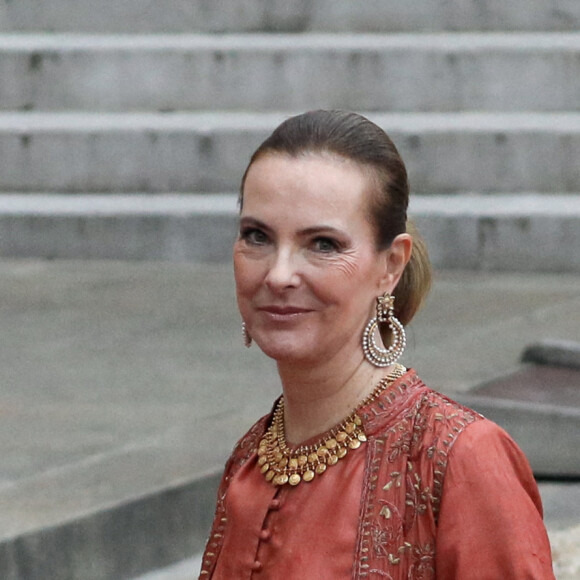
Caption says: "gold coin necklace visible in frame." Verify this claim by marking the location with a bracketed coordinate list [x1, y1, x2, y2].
[257, 364, 406, 487]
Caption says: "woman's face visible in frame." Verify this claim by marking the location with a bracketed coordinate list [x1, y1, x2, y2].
[234, 152, 392, 366]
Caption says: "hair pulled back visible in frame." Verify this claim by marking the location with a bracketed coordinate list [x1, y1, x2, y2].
[240, 110, 432, 331]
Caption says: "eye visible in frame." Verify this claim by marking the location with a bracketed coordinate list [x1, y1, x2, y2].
[240, 227, 269, 246]
[311, 236, 340, 253]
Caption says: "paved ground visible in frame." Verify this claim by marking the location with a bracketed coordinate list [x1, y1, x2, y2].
[0, 259, 578, 578]
[131, 555, 201, 580]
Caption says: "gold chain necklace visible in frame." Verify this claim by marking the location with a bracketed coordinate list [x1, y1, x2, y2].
[257, 364, 406, 486]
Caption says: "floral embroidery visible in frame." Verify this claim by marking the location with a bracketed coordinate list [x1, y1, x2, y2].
[408, 543, 436, 579]
[386, 429, 413, 462]
[371, 501, 403, 558]
[370, 525, 394, 558]
[353, 373, 483, 579]
[367, 568, 395, 578]
[403, 468, 433, 531]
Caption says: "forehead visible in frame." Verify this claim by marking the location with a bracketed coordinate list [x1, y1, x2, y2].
[242, 152, 374, 222]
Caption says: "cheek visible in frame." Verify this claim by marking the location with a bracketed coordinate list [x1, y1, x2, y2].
[233, 263, 253, 321]
[306, 260, 364, 308]
[233, 248, 263, 299]
[233, 249, 250, 296]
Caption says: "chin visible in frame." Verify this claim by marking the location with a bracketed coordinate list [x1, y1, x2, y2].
[255, 336, 316, 364]
[258, 344, 307, 363]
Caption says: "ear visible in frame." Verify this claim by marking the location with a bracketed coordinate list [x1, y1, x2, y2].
[378, 233, 413, 292]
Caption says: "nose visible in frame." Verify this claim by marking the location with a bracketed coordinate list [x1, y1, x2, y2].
[264, 248, 301, 291]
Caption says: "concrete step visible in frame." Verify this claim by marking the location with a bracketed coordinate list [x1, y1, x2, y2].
[2, 33, 580, 112]
[1, 0, 579, 33]
[0, 193, 578, 272]
[0, 194, 239, 262]
[1, 111, 580, 194]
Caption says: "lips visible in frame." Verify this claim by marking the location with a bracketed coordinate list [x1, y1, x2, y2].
[259, 305, 312, 316]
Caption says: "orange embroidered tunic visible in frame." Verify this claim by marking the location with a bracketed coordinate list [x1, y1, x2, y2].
[200, 370, 554, 579]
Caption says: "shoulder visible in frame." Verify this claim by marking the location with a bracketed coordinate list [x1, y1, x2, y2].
[413, 389, 535, 485]
[417, 388, 484, 430]
[214, 409, 272, 501]
[430, 396, 543, 517]
[225, 413, 270, 473]
[362, 370, 482, 439]
[419, 389, 536, 483]
[364, 372, 486, 464]
[397, 380, 486, 454]
[434, 409, 553, 576]
[445, 415, 538, 492]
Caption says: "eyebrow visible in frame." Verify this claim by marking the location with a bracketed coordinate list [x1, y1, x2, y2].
[299, 225, 345, 237]
[239, 217, 346, 238]
[239, 217, 271, 231]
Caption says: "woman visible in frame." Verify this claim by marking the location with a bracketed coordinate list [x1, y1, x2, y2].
[200, 110, 554, 578]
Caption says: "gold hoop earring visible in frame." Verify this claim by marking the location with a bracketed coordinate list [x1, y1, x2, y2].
[362, 292, 406, 367]
[242, 322, 252, 348]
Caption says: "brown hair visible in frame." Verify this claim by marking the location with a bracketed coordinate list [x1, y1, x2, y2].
[240, 110, 431, 332]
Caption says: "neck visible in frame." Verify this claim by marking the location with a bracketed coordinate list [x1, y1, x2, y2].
[276, 353, 395, 446]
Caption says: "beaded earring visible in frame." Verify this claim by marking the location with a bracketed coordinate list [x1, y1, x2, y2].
[242, 322, 252, 348]
[362, 292, 406, 367]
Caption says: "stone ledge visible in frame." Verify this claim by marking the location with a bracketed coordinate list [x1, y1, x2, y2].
[522, 340, 580, 369]
[0, 473, 220, 580]
[0, 405, 251, 579]
[0, 409, 247, 543]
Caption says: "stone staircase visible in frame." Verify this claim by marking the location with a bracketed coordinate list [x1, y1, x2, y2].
[0, 0, 579, 270]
